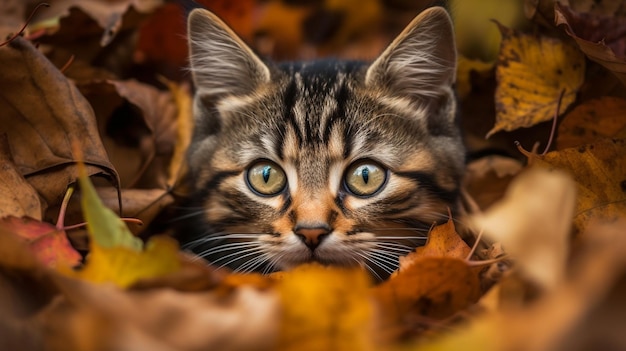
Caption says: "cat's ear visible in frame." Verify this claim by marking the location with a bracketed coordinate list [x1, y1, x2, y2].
[365, 7, 456, 101]
[187, 9, 270, 97]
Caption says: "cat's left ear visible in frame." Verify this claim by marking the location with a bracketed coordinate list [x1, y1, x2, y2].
[187, 9, 270, 97]
[366, 7, 456, 101]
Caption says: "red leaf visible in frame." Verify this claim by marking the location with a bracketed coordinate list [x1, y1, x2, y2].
[0, 216, 81, 268]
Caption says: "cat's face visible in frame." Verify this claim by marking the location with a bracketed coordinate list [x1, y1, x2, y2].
[181, 7, 464, 279]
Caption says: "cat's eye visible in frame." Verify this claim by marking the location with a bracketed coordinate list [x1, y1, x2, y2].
[344, 160, 387, 197]
[246, 160, 287, 196]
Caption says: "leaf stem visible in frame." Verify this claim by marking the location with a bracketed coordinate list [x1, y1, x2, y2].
[0, 3, 50, 47]
[56, 185, 75, 229]
[542, 89, 565, 155]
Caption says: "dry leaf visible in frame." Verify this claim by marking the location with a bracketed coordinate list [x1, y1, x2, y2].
[61, 168, 179, 287]
[38, 275, 279, 351]
[410, 217, 472, 260]
[278, 264, 373, 351]
[162, 80, 193, 187]
[463, 155, 523, 210]
[373, 220, 481, 340]
[488, 23, 585, 137]
[108, 79, 178, 189]
[534, 138, 626, 235]
[0, 216, 81, 269]
[556, 3, 626, 86]
[472, 169, 576, 290]
[0, 136, 42, 219]
[557, 97, 626, 149]
[0, 37, 118, 209]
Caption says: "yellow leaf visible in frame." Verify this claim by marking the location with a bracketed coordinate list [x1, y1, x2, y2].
[488, 24, 585, 137]
[277, 264, 374, 351]
[64, 235, 180, 288]
[160, 79, 193, 187]
[65, 162, 181, 287]
[534, 138, 626, 235]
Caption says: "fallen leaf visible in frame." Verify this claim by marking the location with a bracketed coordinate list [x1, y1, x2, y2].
[162, 80, 193, 187]
[488, 23, 585, 137]
[0, 135, 42, 219]
[61, 164, 179, 287]
[37, 275, 279, 351]
[278, 264, 374, 351]
[419, 219, 626, 351]
[0, 216, 81, 268]
[557, 97, 626, 149]
[556, 3, 626, 85]
[108, 79, 178, 189]
[33, 0, 162, 46]
[374, 257, 482, 341]
[373, 220, 481, 341]
[0, 37, 118, 209]
[410, 217, 472, 260]
[472, 169, 576, 290]
[463, 155, 523, 210]
[534, 138, 626, 235]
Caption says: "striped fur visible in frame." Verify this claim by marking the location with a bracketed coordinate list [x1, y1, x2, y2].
[179, 7, 464, 279]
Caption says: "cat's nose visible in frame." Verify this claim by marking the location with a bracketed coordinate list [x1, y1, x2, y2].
[294, 224, 331, 250]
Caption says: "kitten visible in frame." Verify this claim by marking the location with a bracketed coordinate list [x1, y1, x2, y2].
[178, 6, 464, 280]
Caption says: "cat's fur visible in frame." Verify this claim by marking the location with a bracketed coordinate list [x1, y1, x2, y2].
[178, 6, 464, 279]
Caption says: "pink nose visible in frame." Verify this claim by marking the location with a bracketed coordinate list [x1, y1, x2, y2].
[295, 225, 330, 250]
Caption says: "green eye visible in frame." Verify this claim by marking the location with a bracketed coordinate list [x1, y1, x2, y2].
[345, 160, 387, 197]
[246, 160, 287, 196]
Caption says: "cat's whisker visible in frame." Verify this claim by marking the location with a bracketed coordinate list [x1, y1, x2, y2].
[200, 243, 260, 262]
[375, 236, 428, 240]
[182, 233, 260, 250]
[375, 242, 414, 252]
[213, 247, 265, 270]
[235, 254, 269, 273]
[351, 255, 383, 282]
[354, 252, 395, 276]
[367, 250, 401, 270]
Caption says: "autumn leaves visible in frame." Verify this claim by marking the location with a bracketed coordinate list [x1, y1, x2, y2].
[0, 0, 625, 350]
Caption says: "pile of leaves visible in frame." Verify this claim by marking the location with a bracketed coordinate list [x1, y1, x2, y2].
[0, 0, 625, 350]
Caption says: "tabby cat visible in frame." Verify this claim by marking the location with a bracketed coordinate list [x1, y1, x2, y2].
[178, 6, 464, 280]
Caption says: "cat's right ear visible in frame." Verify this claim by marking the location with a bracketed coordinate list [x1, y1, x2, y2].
[187, 9, 270, 97]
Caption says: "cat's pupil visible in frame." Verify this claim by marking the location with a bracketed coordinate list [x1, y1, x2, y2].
[262, 166, 271, 183]
[362, 167, 369, 184]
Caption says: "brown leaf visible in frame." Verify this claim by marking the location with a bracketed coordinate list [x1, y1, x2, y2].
[557, 97, 626, 149]
[374, 257, 482, 340]
[37, 274, 279, 351]
[534, 138, 626, 235]
[34, 0, 163, 46]
[488, 23, 585, 137]
[107, 79, 178, 189]
[463, 155, 523, 210]
[556, 2, 626, 85]
[372, 220, 481, 340]
[0, 37, 118, 208]
[0, 135, 42, 219]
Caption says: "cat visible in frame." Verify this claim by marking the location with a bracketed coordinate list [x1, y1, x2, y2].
[177, 5, 464, 280]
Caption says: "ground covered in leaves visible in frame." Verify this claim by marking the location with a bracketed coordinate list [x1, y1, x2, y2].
[0, 0, 625, 350]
